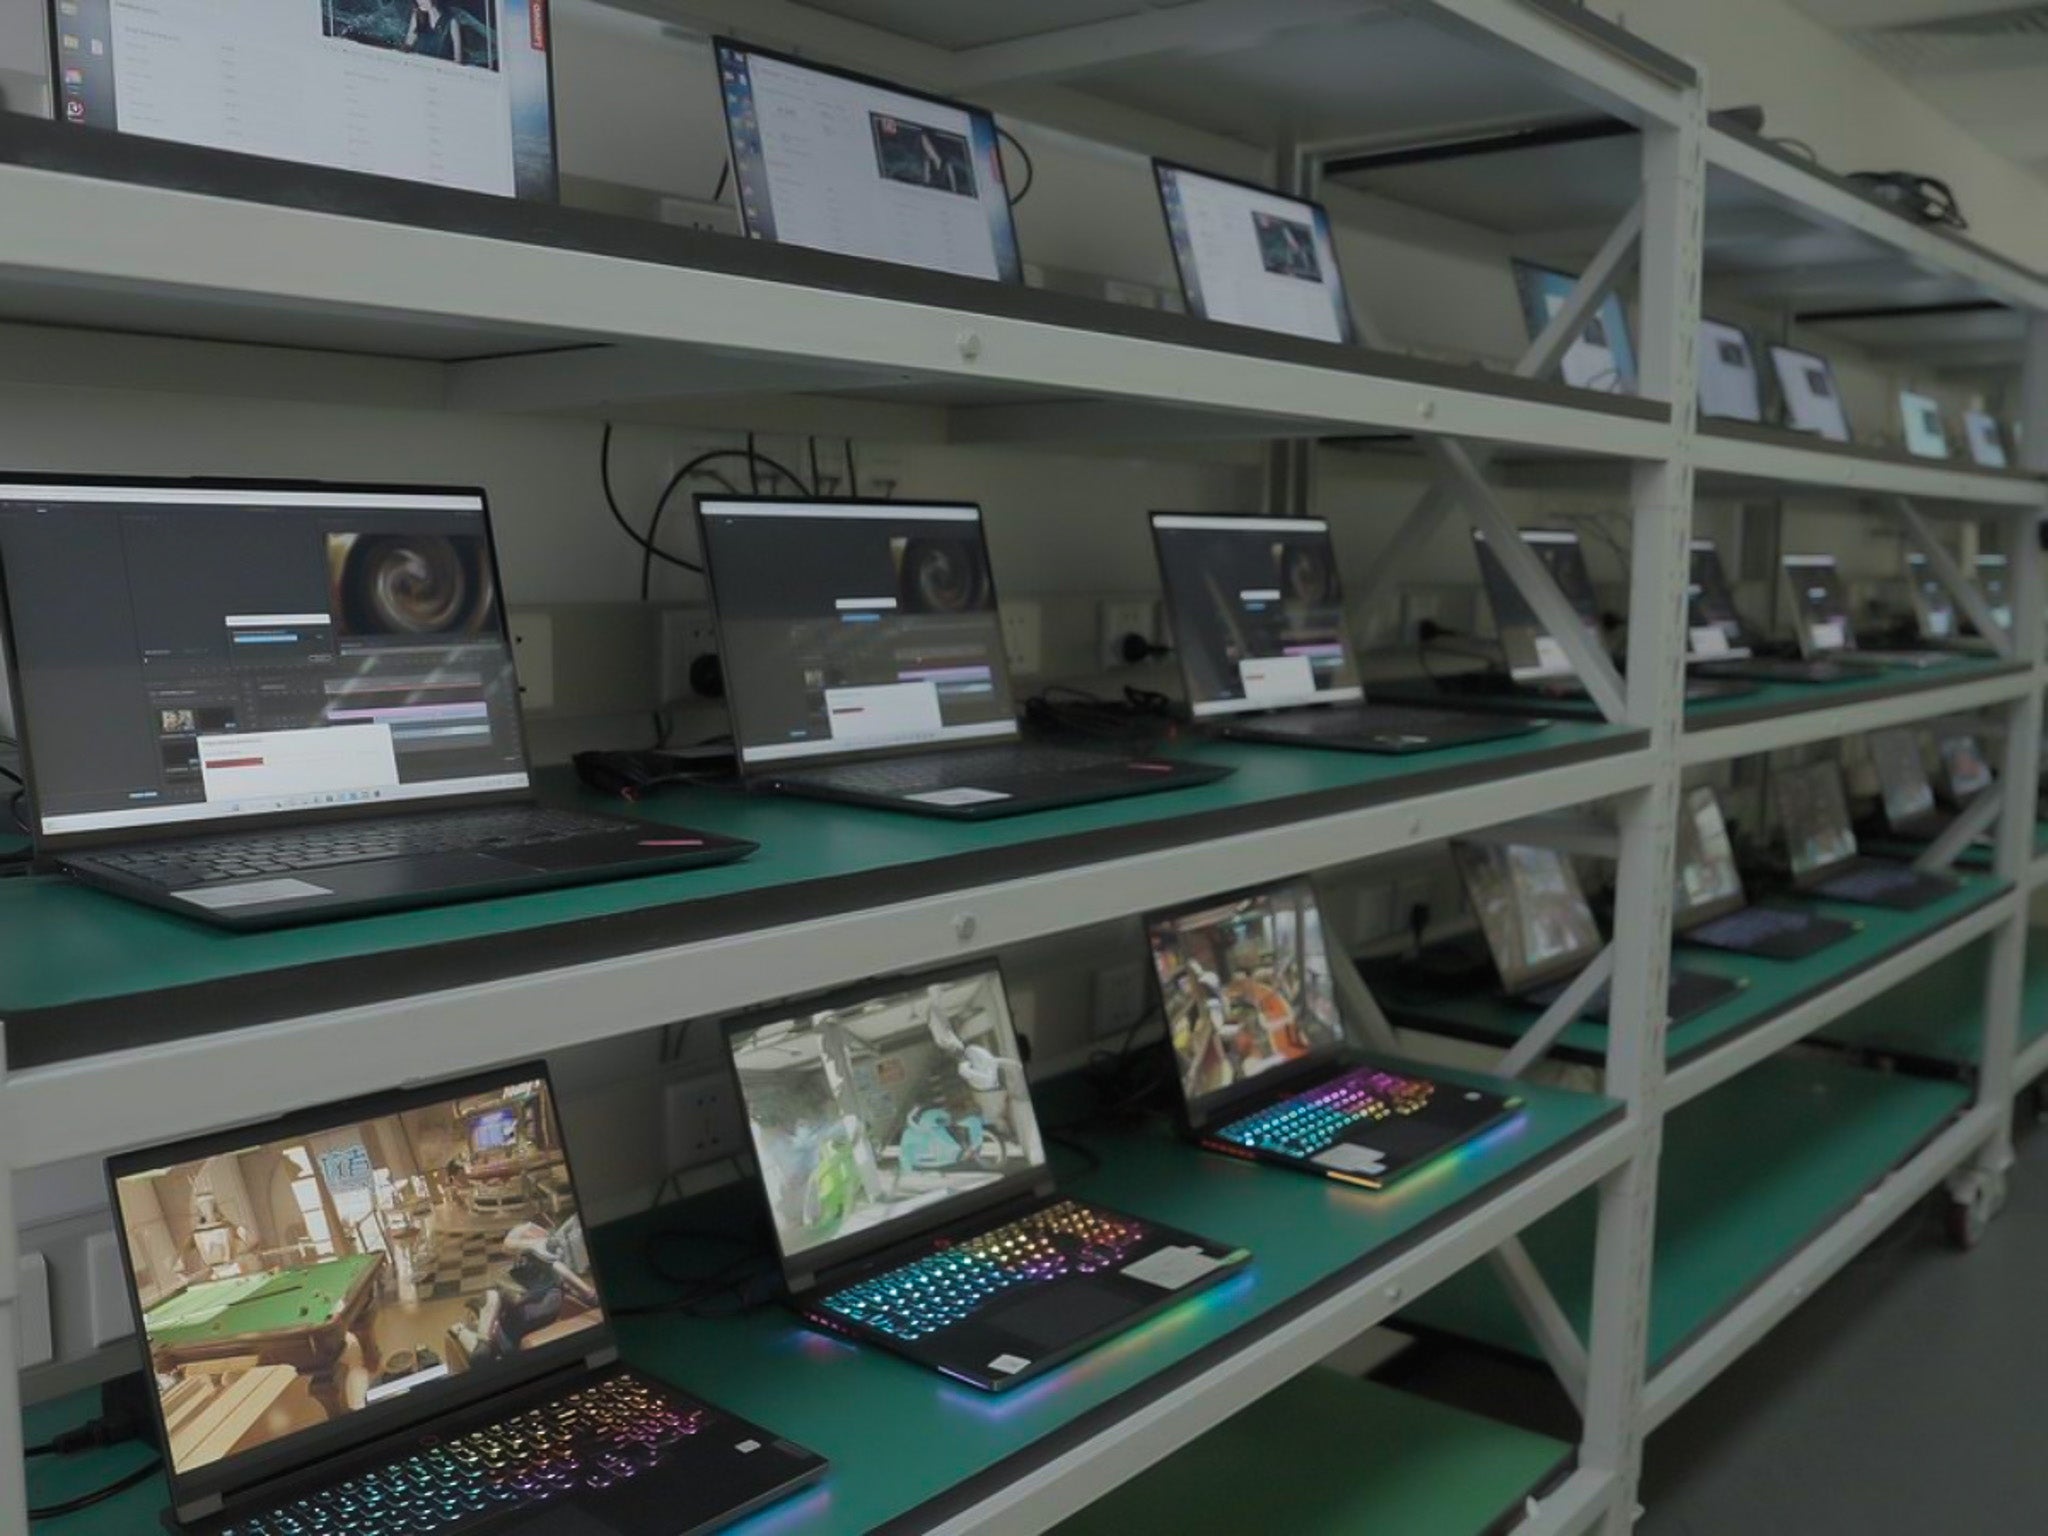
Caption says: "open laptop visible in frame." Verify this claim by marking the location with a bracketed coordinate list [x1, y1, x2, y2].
[1512, 260, 1639, 394]
[1686, 538, 1847, 684]
[723, 962, 1250, 1390]
[1153, 162, 1359, 344]
[1768, 345, 1853, 443]
[1673, 785, 1854, 960]
[713, 37, 1024, 285]
[1965, 410, 2012, 469]
[1450, 840, 1740, 1023]
[1777, 760, 1959, 910]
[1900, 390, 1953, 460]
[1148, 511, 1544, 754]
[1902, 552, 2007, 652]
[1782, 553, 1950, 670]
[696, 497, 1230, 819]
[1937, 731, 1996, 807]
[0, 477, 754, 929]
[1868, 726, 1998, 846]
[1144, 878, 1518, 1185]
[107, 1064, 825, 1536]
[1698, 318, 1765, 424]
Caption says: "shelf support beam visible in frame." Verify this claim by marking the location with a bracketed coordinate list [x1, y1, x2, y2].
[1496, 946, 1615, 1080]
[1913, 785, 2003, 874]
[1888, 497, 2013, 659]
[1487, 1237, 1589, 1413]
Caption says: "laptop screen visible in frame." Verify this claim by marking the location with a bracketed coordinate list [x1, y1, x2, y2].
[1474, 529, 1602, 683]
[698, 499, 1019, 768]
[715, 39, 1023, 285]
[1783, 554, 1856, 656]
[0, 481, 530, 844]
[1145, 878, 1346, 1123]
[1674, 786, 1746, 928]
[1965, 411, 2011, 470]
[1870, 728, 1936, 828]
[1452, 841, 1603, 992]
[109, 1069, 604, 1499]
[1153, 163, 1357, 345]
[1686, 540, 1753, 661]
[50, 0, 557, 200]
[1906, 553, 1956, 640]
[1939, 733, 1994, 800]
[727, 964, 1047, 1275]
[1768, 346, 1853, 443]
[1511, 261, 1638, 395]
[1698, 320, 1763, 423]
[1150, 514, 1362, 718]
[1900, 391, 1952, 460]
[1778, 761, 1858, 879]
[1977, 553, 2013, 630]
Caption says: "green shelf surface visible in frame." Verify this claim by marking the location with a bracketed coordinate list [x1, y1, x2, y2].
[1681, 656, 2030, 735]
[1372, 874, 2005, 1068]
[1864, 819, 2048, 872]
[1814, 929, 2048, 1068]
[21, 1065, 1617, 1535]
[1049, 1366, 1569, 1536]
[1398, 1055, 1970, 1368]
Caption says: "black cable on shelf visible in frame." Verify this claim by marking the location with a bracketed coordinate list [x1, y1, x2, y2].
[599, 422, 706, 577]
[640, 446, 814, 601]
[28, 1457, 162, 1520]
[844, 439, 858, 496]
[996, 125, 1035, 207]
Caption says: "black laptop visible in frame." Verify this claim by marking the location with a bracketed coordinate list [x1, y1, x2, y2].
[696, 496, 1230, 819]
[0, 476, 753, 929]
[1145, 877, 1518, 1186]
[106, 1065, 825, 1536]
[1778, 759, 1959, 910]
[1149, 511, 1545, 754]
[1672, 785, 1854, 960]
[723, 962, 1250, 1390]
[1869, 725, 1999, 846]
[1783, 553, 1950, 670]
[1685, 538, 1848, 684]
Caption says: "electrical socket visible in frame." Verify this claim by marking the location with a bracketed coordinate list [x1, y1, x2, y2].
[663, 1072, 747, 1173]
[1098, 599, 1157, 669]
[658, 605, 721, 703]
[1092, 962, 1152, 1039]
[1001, 599, 1043, 677]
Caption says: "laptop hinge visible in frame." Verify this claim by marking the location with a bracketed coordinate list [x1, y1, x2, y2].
[1033, 1175, 1058, 1201]
[788, 1268, 815, 1293]
[587, 1344, 620, 1369]
[179, 1494, 226, 1522]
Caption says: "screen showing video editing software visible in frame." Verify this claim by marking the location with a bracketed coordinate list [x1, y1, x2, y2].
[1147, 879, 1344, 1113]
[1674, 786, 1745, 925]
[1769, 346, 1852, 443]
[1778, 762, 1858, 879]
[700, 500, 1018, 767]
[0, 484, 529, 840]
[1698, 319, 1763, 423]
[113, 1074, 600, 1481]
[729, 966, 1046, 1266]
[1871, 729, 1936, 827]
[1686, 540, 1753, 660]
[51, 0, 557, 200]
[1940, 733, 1994, 800]
[1783, 555, 1856, 655]
[1473, 529, 1603, 682]
[1151, 515, 1362, 718]
[1453, 841, 1602, 992]
[1512, 262, 1638, 395]
[716, 41, 1022, 285]
[1154, 164, 1356, 345]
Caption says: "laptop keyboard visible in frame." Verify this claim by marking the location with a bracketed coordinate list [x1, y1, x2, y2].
[85, 807, 623, 889]
[817, 1200, 1153, 1343]
[787, 744, 1134, 796]
[1217, 1066, 1437, 1159]
[219, 1375, 708, 1536]
[1820, 863, 1922, 900]
[1692, 906, 1808, 946]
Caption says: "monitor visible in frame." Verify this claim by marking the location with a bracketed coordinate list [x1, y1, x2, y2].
[1153, 162, 1358, 345]
[714, 39, 1023, 285]
[696, 499, 1019, 770]
[1512, 261, 1638, 395]
[1782, 553, 1857, 656]
[1473, 528, 1603, 683]
[1145, 878, 1346, 1124]
[1149, 514, 1362, 718]
[1938, 732, 1994, 801]
[1870, 728, 1936, 829]
[1698, 319, 1763, 423]
[1768, 346, 1852, 443]
[0, 480, 530, 845]
[50, 0, 557, 200]
[1900, 390, 1952, 460]
[109, 1067, 603, 1501]
[1905, 552, 1956, 641]
[1964, 410, 2011, 470]
[1976, 553, 2013, 631]
[1686, 539, 1753, 661]
[726, 963, 1046, 1275]
[1451, 841, 1603, 993]
[1778, 761, 1858, 880]
[1674, 785, 1746, 929]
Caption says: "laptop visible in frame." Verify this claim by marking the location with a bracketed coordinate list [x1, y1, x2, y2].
[1777, 759, 1959, 910]
[1450, 840, 1740, 1023]
[1144, 877, 1519, 1185]
[1685, 538, 1848, 684]
[1148, 511, 1545, 754]
[1768, 345, 1853, 443]
[1672, 785, 1854, 960]
[1868, 725, 1997, 847]
[723, 962, 1251, 1390]
[1152, 161, 1359, 344]
[1698, 318, 1765, 424]
[1964, 410, 2012, 469]
[696, 497, 1231, 819]
[107, 1065, 826, 1536]
[0, 477, 754, 929]
[713, 37, 1025, 285]
[1512, 260, 1639, 394]
[1782, 553, 1950, 670]
[1937, 730, 1996, 807]
[1900, 390, 1953, 460]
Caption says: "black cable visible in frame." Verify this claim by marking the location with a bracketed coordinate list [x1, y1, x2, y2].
[844, 439, 858, 496]
[745, 431, 762, 495]
[710, 159, 731, 205]
[599, 423, 707, 577]
[996, 125, 1035, 207]
[28, 1456, 162, 1519]
[1045, 1131, 1102, 1184]
[808, 436, 823, 496]
[640, 460, 738, 601]
[25, 1442, 55, 1458]
[641, 448, 811, 601]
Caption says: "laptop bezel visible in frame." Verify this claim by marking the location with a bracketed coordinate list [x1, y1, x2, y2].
[1671, 784, 1750, 933]
[1451, 839, 1606, 993]
[0, 473, 535, 858]
[104, 1060, 618, 1523]
[1778, 760, 1861, 888]
[1766, 344, 1854, 443]
[1472, 526, 1601, 684]
[1697, 316, 1764, 424]
[1869, 727, 1939, 831]
[1685, 538, 1757, 663]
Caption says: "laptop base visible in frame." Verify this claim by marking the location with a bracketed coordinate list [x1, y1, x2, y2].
[1692, 657, 1850, 685]
[1809, 859, 1959, 911]
[1680, 903, 1857, 961]
[768, 746, 1231, 820]
[1522, 965, 1740, 1024]
[1218, 704, 1547, 755]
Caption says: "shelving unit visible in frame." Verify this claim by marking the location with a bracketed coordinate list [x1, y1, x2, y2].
[2, 2, 2046, 1534]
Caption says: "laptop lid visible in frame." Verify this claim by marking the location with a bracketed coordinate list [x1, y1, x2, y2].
[1511, 260, 1638, 395]
[1152, 161, 1360, 345]
[1768, 346, 1853, 443]
[1451, 840, 1604, 993]
[713, 37, 1023, 285]
[1900, 390, 1953, 460]
[1473, 528, 1603, 683]
[1149, 513, 1363, 718]
[1782, 554, 1859, 658]
[1938, 732, 1994, 801]
[1686, 539, 1755, 662]
[1976, 553, 2013, 631]
[1144, 877, 1349, 1129]
[1674, 785, 1748, 931]
[1698, 319, 1764, 424]
[1870, 728, 1938, 829]
[106, 1064, 612, 1523]
[0, 478, 533, 853]
[1905, 553, 1957, 641]
[696, 498, 1021, 772]
[1964, 410, 2012, 469]
[725, 961, 1049, 1290]
[1778, 760, 1859, 882]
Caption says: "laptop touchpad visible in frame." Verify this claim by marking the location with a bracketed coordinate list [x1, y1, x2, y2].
[990, 1280, 1132, 1349]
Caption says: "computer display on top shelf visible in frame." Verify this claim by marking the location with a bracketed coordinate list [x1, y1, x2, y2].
[1767, 345, 1853, 443]
[1900, 390, 1953, 460]
[48, 0, 558, 200]
[1511, 261, 1638, 395]
[1697, 318, 1764, 423]
[1152, 162, 1359, 345]
[1964, 410, 2012, 469]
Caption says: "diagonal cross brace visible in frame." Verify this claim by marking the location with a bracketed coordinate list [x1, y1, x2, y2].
[1915, 784, 2004, 874]
[1488, 1236, 1590, 1413]
[1890, 497, 2014, 660]
[1497, 944, 1616, 1080]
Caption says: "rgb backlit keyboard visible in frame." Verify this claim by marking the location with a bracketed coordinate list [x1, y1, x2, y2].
[1218, 1067, 1436, 1158]
[817, 1200, 1153, 1342]
[220, 1375, 706, 1536]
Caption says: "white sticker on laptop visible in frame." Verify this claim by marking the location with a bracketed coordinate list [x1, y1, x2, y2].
[173, 879, 333, 910]
[1689, 625, 1730, 658]
[905, 788, 1012, 807]
[1313, 1144, 1390, 1177]
[1532, 635, 1571, 675]
[1810, 619, 1847, 652]
[987, 1354, 1031, 1376]
[1239, 653, 1314, 703]
[1122, 1245, 1223, 1291]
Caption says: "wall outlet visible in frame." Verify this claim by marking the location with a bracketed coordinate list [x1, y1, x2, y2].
[509, 609, 555, 712]
[658, 605, 721, 703]
[663, 1072, 747, 1173]
[1099, 600, 1157, 669]
[85, 1231, 131, 1348]
[1001, 599, 1043, 677]
[1092, 962, 1152, 1040]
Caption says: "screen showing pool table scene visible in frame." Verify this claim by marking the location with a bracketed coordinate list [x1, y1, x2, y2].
[113, 1076, 603, 1478]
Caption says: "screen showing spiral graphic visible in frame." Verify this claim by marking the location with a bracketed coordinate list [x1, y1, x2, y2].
[0, 481, 531, 838]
